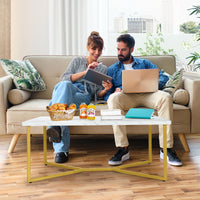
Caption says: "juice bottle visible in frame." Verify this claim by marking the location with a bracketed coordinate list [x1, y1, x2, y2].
[87, 104, 95, 120]
[79, 103, 87, 119]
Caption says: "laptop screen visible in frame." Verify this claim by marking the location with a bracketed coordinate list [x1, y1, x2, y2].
[122, 68, 159, 93]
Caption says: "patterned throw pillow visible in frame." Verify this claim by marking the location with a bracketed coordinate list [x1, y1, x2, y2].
[162, 68, 183, 96]
[0, 59, 46, 92]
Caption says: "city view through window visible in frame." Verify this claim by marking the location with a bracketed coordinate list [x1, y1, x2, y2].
[102, 0, 200, 72]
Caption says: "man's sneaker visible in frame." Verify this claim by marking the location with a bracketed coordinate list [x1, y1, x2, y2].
[47, 126, 61, 143]
[55, 152, 69, 163]
[160, 148, 182, 166]
[108, 147, 130, 166]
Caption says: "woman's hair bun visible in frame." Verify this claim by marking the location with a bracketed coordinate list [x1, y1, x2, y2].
[90, 31, 99, 37]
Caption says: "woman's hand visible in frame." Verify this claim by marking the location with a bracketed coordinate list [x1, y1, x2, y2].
[71, 62, 101, 82]
[82, 62, 99, 77]
[88, 62, 99, 70]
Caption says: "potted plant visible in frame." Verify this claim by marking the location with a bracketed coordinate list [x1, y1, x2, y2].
[186, 6, 200, 72]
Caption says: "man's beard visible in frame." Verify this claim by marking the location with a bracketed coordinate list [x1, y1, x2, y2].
[118, 51, 131, 62]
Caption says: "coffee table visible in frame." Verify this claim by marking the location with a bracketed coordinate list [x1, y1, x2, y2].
[22, 116, 171, 183]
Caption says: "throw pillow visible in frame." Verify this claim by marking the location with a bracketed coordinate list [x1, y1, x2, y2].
[162, 68, 183, 96]
[0, 59, 46, 91]
[160, 69, 170, 77]
[8, 89, 31, 105]
[173, 89, 189, 106]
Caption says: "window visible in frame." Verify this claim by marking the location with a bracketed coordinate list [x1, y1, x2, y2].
[12, 0, 200, 72]
[105, 0, 200, 70]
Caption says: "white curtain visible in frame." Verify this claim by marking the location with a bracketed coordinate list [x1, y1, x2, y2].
[49, 0, 109, 55]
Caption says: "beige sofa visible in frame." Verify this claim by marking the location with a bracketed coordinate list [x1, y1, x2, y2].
[1, 55, 200, 153]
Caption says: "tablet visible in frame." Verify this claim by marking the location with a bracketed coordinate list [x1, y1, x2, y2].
[84, 68, 112, 86]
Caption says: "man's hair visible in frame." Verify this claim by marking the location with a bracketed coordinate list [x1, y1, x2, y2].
[117, 34, 135, 49]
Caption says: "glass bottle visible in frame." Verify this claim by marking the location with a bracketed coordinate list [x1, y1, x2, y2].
[79, 103, 87, 119]
[87, 103, 95, 120]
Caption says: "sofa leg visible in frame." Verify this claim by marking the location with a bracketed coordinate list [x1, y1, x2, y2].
[178, 133, 190, 152]
[8, 134, 21, 153]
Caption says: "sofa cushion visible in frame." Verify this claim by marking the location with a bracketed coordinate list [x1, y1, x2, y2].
[7, 99, 50, 134]
[6, 99, 109, 134]
[8, 89, 31, 105]
[6, 99, 190, 135]
[172, 103, 190, 133]
[0, 59, 46, 91]
[173, 89, 189, 106]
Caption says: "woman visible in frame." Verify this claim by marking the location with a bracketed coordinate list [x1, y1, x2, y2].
[47, 31, 112, 163]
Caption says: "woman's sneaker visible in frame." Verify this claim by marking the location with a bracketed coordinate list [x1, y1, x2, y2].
[46, 126, 61, 143]
[108, 147, 130, 166]
[160, 148, 182, 166]
[55, 152, 69, 163]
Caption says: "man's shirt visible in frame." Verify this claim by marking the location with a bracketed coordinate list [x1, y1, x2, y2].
[104, 57, 169, 101]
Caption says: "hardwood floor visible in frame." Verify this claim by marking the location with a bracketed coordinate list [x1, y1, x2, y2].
[0, 133, 200, 200]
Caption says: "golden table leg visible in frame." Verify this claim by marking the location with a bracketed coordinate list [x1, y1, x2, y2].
[27, 124, 168, 182]
[148, 125, 152, 163]
[43, 126, 47, 165]
[163, 124, 167, 181]
[114, 124, 167, 181]
[27, 126, 31, 183]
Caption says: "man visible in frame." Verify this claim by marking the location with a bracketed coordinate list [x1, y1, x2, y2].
[104, 34, 182, 167]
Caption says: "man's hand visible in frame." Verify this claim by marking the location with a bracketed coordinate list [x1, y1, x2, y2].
[98, 80, 113, 98]
[115, 88, 121, 92]
[102, 80, 112, 92]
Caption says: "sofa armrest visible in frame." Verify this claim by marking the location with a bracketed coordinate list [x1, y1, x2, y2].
[0, 75, 13, 134]
[183, 78, 200, 134]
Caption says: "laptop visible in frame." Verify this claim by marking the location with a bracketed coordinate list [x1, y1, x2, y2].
[84, 68, 112, 86]
[122, 68, 159, 93]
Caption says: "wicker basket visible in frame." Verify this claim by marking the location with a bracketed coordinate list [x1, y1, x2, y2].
[46, 106, 76, 121]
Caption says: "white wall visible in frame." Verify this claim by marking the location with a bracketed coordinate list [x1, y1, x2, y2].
[11, 0, 49, 59]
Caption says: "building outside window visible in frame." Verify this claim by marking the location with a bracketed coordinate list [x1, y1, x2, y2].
[127, 18, 154, 33]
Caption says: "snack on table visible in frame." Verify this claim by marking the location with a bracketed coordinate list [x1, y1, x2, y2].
[48, 103, 68, 111]
[67, 103, 76, 110]
[47, 103, 76, 121]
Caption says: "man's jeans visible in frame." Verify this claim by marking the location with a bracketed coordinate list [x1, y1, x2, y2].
[49, 81, 91, 153]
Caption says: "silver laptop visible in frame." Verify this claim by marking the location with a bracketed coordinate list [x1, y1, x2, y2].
[122, 68, 159, 93]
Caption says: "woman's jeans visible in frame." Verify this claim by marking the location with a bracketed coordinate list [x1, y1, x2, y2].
[49, 81, 91, 153]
